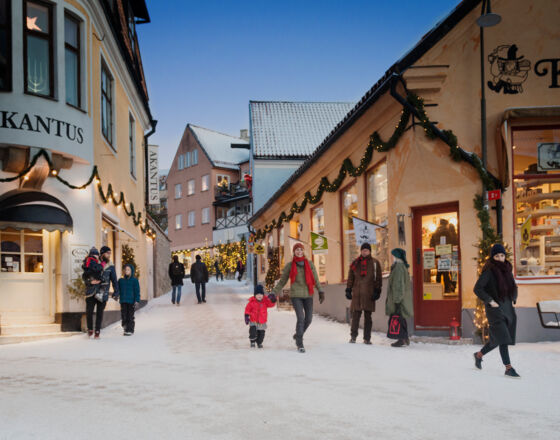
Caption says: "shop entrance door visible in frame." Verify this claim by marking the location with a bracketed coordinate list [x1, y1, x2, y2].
[412, 203, 462, 329]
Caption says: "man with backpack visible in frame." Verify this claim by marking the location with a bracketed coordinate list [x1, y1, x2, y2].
[168, 255, 186, 305]
[190, 255, 209, 304]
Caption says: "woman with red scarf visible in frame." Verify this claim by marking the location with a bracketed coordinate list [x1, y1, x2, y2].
[273, 243, 324, 352]
[473, 244, 520, 378]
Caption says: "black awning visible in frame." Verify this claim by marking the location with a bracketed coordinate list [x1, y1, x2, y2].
[0, 190, 73, 232]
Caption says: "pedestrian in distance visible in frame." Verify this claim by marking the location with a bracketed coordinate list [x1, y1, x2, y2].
[473, 244, 520, 378]
[346, 242, 382, 344]
[236, 258, 245, 281]
[273, 243, 324, 353]
[214, 259, 224, 281]
[244, 284, 277, 348]
[117, 264, 140, 336]
[168, 255, 185, 305]
[385, 248, 413, 347]
[190, 255, 209, 304]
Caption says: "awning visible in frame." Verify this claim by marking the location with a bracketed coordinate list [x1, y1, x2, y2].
[0, 190, 73, 232]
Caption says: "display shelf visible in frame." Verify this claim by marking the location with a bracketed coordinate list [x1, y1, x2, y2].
[517, 178, 560, 188]
[516, 192, 560, 203]
[516, 207, 560, 218]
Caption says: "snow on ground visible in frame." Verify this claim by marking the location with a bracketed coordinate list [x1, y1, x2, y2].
[1, 280, 559, 440]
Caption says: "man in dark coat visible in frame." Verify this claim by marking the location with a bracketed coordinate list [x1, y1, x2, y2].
[345, 243, 382, 344]
[236, 259, 245, 282]
[190, 255, 209, 304]
[168, 255, 185, 305]
[429, 218, 458, 293]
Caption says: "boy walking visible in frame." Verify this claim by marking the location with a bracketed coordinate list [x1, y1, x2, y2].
[244, 284, 276, 348]
[117, 264, 140, 336]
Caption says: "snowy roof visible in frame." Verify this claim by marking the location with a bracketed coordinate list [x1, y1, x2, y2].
[189, 124, 249, 170]
[249, 102, 356, 158]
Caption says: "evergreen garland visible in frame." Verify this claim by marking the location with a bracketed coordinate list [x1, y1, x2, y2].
[265, 248, 280, 291]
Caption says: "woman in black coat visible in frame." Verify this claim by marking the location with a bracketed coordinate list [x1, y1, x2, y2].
[473, 244, 520, 378]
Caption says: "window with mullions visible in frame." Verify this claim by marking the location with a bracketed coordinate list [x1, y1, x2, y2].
[24, 0, 53, 97]
[0, 0, 12, 91]
[0, 228, 44, 273]
[64, 12, 80, 107]
[366, 162, 389, 273]
[101, 62, 113, 145]
[341, 182, 359, 276]
[513, 126, 560, 278]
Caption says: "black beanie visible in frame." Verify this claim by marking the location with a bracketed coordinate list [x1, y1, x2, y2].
[100, 246, 111, 255]
[490, 244, 506, 258]
[254, 284, 265, 296]
[360, 243, 371, 251]
[195, 255, 201, 260]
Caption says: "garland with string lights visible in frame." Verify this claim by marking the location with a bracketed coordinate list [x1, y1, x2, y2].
[0, 149, 157, 239]
[265, 247, 280, 291]
[253, 93, 497, 240]
[172, 239, 247, 277]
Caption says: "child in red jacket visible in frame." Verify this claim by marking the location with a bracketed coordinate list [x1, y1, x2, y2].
[244, 284, 276, 348]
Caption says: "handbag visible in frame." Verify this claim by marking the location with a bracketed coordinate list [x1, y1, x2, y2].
[387, 313, 408, 340]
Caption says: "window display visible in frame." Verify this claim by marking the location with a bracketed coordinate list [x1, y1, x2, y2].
[366, 162, 389, 273]
[311, 205, 327, 282]
[0, 228, 43, 273]
[513, 126, 560, 278]
[341, 183, 359, 275]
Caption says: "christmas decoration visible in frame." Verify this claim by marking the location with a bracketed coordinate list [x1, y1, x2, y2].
[122, 244, 140, 279]
[66, 268, 86, 300]
[265, 248, 280, 291]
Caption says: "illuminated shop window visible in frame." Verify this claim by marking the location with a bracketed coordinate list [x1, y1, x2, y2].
[341, 182, 359, 275]
[366, 162, 389, 273]
[0, 228, 44, 273]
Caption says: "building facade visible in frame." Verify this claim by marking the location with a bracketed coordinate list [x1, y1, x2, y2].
[250, 0, 560, 342]
[0, 0, 159, 333]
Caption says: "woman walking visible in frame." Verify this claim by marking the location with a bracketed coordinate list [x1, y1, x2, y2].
[385, 248, 413, 347]
[273, 243, 325, 352]
[473, 244, 520, 378]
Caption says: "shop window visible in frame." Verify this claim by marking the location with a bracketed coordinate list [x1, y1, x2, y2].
[366, 162, 389, 273]
[174, 183, 182, 199]
[0, 0, 12, 91]
[129, 114, 136, 178]
[0, 229, 43, 273]
[201, 207, 210, 224]
[341, 183, 359, 277]
[101, 61, 113, 145]
[513, 126, 560, 278]
[311, 205, 327, 282]
[201, 174, 209, 191]
[175, 214, 182, 230]
[188, 210, 195, 227]
[24, 0, 54, 97]
[187, 179, 195, 196]
[101, 219, 115, 254]
[192, 149, 198, 165]
[64, 12, 80, 107]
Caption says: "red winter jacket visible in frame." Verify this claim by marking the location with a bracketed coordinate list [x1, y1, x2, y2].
[244, 296, 276, 324]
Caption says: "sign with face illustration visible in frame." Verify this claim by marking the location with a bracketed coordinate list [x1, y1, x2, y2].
[487, 44, 531, 94]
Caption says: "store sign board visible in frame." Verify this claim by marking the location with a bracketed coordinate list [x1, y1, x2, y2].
[254, 243, 265, 255]
[537, 143, 560, 171]
[423, 249, 436, 269]
[311, 232, 328, 255]
[148, 145, 160, 205]
[0, 110, 84, 144]
[70, 245, 89, 280]
[435, 244, 452, 256]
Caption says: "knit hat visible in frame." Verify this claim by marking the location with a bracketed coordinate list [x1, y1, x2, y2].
[391, 248, 409, 268]
[99, 246, 111, 255]
[89, 246, 99, 257]
[195, 255, 201, 260]
[490, 243, 506, 258]
[360, 243, 371, 251]
[292, 242, 304, 254]
[254, 284, 265, 296]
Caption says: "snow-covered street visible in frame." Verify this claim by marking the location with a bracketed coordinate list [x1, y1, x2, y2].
[1, 280, 559, 440]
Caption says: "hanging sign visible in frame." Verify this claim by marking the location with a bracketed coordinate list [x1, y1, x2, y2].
[148, 144, 160, 205]
[437, 257, 452, 272]
[423, 249, 436, 269]
[487, 189, 502, 201]
[352, 217, 378, 247]
[537, 143, 560, 171]
[254, 243, 265, 255]
[70, 245, 89, 280]
[310, 232, 328, 255]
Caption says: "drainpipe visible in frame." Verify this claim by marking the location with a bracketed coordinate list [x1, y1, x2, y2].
[144, 119, 158, 207]
[247, 224, 257, 288]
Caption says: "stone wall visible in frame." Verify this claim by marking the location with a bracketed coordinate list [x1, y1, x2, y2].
[148, 217, 172, 298]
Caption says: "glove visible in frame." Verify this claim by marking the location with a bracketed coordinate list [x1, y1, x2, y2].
[319, 291, 325, 304]
[345, 288, 352, 300]
[268, 293, 277, 303]
[244, 314, 250, 325]
[373, 287, 381, 301]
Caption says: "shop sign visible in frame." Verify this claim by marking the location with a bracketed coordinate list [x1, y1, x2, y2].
[311, 232, 328, 255]
[487, 189, 502, 200]
[254, 243, 265, 255]
[437, 257, 452, 272]
[537, 143, 560, 171]
[435, 244, 452, 256]
[0, 110, 84, 144]
[70, 245, 89, 280]
[148, 145, 160, 205]
[423, 249, 436, 269]
[352, 217, 378, 247]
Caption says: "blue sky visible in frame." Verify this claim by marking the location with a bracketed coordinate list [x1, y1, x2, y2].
[138, 0, 460, 170]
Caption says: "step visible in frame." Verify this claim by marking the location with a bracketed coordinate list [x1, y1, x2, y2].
[410, 335, 474, 345]
[0, 323, 61, 336]
[0, 332, 81, 345]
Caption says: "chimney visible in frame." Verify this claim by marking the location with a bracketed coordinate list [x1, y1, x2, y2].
[239, 129, 249, 141]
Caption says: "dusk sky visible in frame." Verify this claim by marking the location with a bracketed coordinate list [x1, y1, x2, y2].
[138, 0, 460, 170]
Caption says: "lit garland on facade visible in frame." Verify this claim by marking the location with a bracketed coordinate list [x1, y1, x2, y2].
[0, 149, 156, 239]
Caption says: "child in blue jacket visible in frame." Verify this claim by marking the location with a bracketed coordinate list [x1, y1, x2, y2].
[117, 264, 140, 336]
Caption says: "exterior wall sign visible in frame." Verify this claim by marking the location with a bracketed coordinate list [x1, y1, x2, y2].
[70, 245, 89, 280]
[1, 110, 84, 144]
[311, 232, 328, 255]
[537, 143, 560, 171]
[148, 144, 160, 205]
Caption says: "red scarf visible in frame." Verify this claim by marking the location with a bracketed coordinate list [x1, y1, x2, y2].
[351, 256, 369, 277]
[290, 257, 315, 295]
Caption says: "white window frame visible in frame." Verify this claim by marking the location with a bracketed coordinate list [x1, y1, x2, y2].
[201, 207, 210, 224]
[201, 174, 210, 191]
[178, 154, 184, 170]
[187, 179, 195, 196]
[100, 59, 114, 148]
[192, 149, 198, 165]
[186, 152, 191, 168]
[216, 174, 229, 185]
[175, 214, 182, 230]
[174, 183, 182, 199]
[188, 210, 195, 227]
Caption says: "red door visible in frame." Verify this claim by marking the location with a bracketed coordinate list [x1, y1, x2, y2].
[412, 202, 462, 330]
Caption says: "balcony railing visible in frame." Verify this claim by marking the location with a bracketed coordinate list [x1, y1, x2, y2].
[214, 182, 249, 201]
[215, 213, 250, 230]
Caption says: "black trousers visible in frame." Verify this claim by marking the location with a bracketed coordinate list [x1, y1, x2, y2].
[291, 297, 313, 346]
[121, 303, 136, 333]
[195, 282, 206, 302]
[215, 271, 223, 281]
[249, 326, 265, 344]
[481, 342, 511, 365]
[350, 310, 372, 341]
[237, 270, 244, 281]
[86, 296, 106, 332]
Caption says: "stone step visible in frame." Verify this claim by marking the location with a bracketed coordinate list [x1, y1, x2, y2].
[0, 323, 61, 336]
[0, 332, 81, 345]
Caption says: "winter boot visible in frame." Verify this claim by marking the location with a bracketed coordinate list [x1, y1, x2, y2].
[391, 339, 405, 347]
[87, 330, 94, 338]
[257, 344, 263, 349]
[124, 331, 132, 336]
[505, 367, 521, 378]
[250, 341, 256, 348]
[364, 340, 372, 345]
[349, 338, 356, 344]
[94, 331, 100, 339]
[474, 352, 483, 370]
[298, 346, 306, 353]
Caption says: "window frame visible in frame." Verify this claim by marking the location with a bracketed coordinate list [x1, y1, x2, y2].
[0, 229, 44, 273]
[192, 149, 198, 165]
[185, 152, 191, 168]
[64, 11, 81, 108]
[187, 179, 195, 196]
[175, 214, 182, 230]
[188, 210, 195, 227]
[0, 0, 12, 92]
[174, 183, 182, 199]
[128, 113, 136, 178]
[201, 174, 210, 192]
[23, 0, 54, 99]
[201, 207, 210, 224]
[339, 179, 358, 282]
[100, 59, 114, 147]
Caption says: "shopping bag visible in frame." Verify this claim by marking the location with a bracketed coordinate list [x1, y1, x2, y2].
[387, 314, 408, 340]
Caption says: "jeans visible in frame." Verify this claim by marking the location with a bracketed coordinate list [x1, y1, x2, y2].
[215, 271, 223, 281]
[172, 285, 182, 304]
[86, 296, 106, 332]
[120, 303, 136, 333]
[481, 342, 511, 365]
[291, 297, 313, 346]
[350, 310, 372, 341]
[249, 326, 265, 344]
[195, 282, 206, 302]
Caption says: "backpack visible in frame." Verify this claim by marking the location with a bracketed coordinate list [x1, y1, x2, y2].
[172, 263, 183, 277]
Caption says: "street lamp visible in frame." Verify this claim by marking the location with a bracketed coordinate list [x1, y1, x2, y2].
[477, 0, 502, 234]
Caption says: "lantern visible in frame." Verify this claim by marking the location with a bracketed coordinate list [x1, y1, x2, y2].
[449, 317, 461, 341]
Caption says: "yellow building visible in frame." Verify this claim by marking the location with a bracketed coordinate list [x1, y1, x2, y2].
[0, 0, 159, 336]
[250, 0, 560, 342]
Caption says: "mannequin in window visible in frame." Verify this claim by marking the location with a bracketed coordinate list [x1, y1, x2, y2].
[429, 219, 458, 293]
